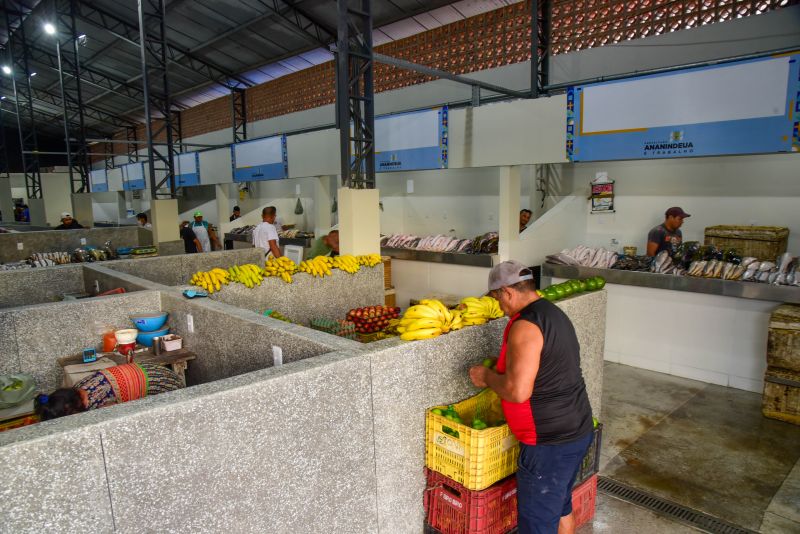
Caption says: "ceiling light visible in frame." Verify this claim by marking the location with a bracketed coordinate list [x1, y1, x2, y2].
[30, 72, 37, 77]
[1, 66, 11, 75]
[0, 96, 6, 100]
[44, 23, 56, 35]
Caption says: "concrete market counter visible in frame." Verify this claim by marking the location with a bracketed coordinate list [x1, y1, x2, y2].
[381, 246, 497, 267]
[544, 263, 781, 393]
[543, 263, 800, 304]
[0, 226, 151, 263]
[0, 254, 607, 534]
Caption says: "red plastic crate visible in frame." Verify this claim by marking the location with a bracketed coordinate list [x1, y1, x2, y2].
[572, 475, 598, 529]
[424, 468, 518, 534]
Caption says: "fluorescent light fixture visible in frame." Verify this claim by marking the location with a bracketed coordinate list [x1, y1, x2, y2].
[1, 66, 11, 75]
[44, 23, 56, 35]
[0, 96, 6, 100]
[30, 72, 37, 77]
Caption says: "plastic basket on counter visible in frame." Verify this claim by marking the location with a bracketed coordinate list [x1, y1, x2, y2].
[572, 475, 598, 529]
[424, 468, 518, 534]
[425, 389, 519, 491]
[309, 318, 357, 340]
[575, 423, 603, 487]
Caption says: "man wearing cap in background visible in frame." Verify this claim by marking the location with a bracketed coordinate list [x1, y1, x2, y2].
[469, 260, 594, 534]
[55, 212, 84, 230]
[190, 211, 221, 253]
[646, 207, 690, 257]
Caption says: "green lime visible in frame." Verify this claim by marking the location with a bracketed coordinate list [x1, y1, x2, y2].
[579, 280, 588, 292]
[586, 279, 598, 291]
[570, 280, 582, 293]
[561, 283, 574, 297]
[543, 288, 556, 300]
[554, 285, 566, 298]
[482, 358, 494, 368]
[595, 276, 606, 289]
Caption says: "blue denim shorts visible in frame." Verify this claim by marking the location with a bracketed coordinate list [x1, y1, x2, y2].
[516, 432, 594, 534]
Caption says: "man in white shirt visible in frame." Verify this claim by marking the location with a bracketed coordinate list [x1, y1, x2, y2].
[252, 206, 282, 258]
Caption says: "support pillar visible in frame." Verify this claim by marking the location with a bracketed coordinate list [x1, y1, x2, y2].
[0, 176, 12, 222]
[338, 187, 380, 256]
[498, 166, 521, 262]
[71, 193, 94, 228]
[314, 175, 333, 237]
[151, 198, 180, 244]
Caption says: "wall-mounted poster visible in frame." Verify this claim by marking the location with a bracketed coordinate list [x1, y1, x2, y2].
[231, 135, 288, 182]
[175, 152, 201, 187]
[89, 168, 108, 192]
[567, 54, 799, 162]
[373, 106, 448, 172]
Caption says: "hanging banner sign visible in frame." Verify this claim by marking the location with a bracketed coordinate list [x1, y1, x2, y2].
[175, 152, 201, 187]
[89, 168, 108, 192]
[566, 54, 799, 162]
[121, 162, 146, 191]
[231, 135, 288, 182]
[372, 106, 448, 172]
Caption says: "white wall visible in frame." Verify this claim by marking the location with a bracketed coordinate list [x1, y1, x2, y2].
[567, 154, 800, 255]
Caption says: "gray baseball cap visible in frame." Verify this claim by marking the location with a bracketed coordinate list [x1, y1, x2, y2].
[488, 260, 534, 291]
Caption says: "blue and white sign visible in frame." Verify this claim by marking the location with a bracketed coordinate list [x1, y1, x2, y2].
[373, 106, 448, 172]
[232, 135, 288, 182]
[566, 54, 799, 162]
[121, 162, 146, 191]
[89, 168, 108, 192]
[175, 152, 201, 187]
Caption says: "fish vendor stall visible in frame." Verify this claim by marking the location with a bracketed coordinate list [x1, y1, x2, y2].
[542, 237, 800, 394]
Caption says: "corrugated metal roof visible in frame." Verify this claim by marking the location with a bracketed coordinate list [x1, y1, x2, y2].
[1, 0, 523, 136]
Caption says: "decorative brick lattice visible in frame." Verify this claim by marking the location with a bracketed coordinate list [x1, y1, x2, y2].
[551, 0, 799, 54]
[98, 0, 795, 150]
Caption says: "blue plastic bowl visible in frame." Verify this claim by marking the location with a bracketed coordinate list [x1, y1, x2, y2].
[136, 327, 169, 347]
[131, 312, 168, 332]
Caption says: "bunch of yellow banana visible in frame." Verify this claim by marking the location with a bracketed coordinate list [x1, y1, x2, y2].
[459, 296, 504, 326]
[189, 268, 229, 294]
[331, 254, 361, 274]
[356, 254, 382, 267]
[264, 257, 297, 283]
[228, 264, 264, 288]
[397, 299, 463, 341]
[298, 256, 333, 278]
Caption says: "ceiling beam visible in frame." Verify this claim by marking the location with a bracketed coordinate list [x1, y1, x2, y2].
[72, 0, 254, 89]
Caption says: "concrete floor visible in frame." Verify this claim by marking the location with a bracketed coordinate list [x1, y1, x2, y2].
[578, 362, 800, 534]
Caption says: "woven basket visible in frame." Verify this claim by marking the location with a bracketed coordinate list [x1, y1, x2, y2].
[704, 225, 788, 261]
[382, 256, 392, 289]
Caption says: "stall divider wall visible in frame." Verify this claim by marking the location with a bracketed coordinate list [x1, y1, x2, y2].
[0, 282, 606, 533]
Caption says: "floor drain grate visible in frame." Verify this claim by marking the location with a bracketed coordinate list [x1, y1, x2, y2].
[598, 476, 758, 534]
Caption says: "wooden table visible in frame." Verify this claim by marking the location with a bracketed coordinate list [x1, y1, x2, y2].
[58, 348, 197, 386]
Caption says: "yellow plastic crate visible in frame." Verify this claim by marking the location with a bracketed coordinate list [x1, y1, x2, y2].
[425, 388, 519, 491]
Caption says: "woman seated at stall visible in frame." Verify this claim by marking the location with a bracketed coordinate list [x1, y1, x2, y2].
[35, 363, 184, 421]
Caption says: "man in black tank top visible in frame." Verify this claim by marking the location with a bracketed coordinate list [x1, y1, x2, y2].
[469, 260, 594, 534]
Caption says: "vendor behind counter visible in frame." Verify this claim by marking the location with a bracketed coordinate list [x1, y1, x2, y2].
[647, 207, 690, 257]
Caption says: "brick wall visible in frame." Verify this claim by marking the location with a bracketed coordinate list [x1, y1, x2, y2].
[101, 0, 793, 156]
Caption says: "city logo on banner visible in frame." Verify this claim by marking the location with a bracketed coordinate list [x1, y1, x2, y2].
[379, 153, 402, 169]
[642, 130, 695, 157]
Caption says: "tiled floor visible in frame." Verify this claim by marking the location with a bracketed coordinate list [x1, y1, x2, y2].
[580, 362, 800, 533]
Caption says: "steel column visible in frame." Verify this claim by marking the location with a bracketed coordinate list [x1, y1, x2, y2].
[4, 1, 42, 199]
[54, 0, 90, 192]
[126, 125, 138, 163]
[138, 0, 178, 198]
[0, 99, 9, 177]
[336, 0, 375, 189]
[531, 0, 550, 98]
[231, 87, 247, 143]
